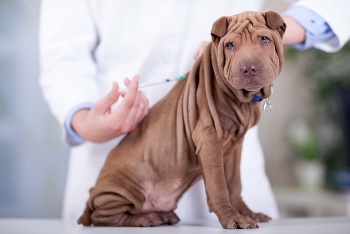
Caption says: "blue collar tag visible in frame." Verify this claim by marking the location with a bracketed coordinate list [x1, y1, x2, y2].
[252, 95, 263, 102]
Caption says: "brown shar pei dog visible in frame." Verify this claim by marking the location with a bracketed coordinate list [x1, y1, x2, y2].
[78, 11, 286, 229]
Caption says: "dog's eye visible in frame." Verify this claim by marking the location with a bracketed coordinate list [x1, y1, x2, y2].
[225, 42, 235, 50]
[260, 36, 270, 44]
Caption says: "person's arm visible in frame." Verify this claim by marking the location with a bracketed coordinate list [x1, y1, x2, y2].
[281, 16, 306, 45]
[283, 0, 350, 52]
[282, 6, 335, 51]
[39, 0, 148, 146]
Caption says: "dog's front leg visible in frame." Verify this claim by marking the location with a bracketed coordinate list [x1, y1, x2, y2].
[193, 128, 258, 229]
[224, 141, 271, 223]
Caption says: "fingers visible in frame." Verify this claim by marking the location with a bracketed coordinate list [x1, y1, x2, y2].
[94, 82, 120, 114]
[193, 41, 210, 60]
[124, 74, 138, 88]
[80, 75, 149, 142]
[119, 75, 139, 111]
[119, 91, 145, 132]
[108, 75, 149, 133]
[126, 91, 149, 129]
[124, 77, 131, 87]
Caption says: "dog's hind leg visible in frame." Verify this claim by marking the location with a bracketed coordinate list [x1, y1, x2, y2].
[79, 191, 180, 226]
[127, 212, 180, 226]
[157, 211, 180, 225]
[90, 211, 160, 227]
[90, 211, 179, 227]
[78, 185, 178, 227]
[78, 193, 126, 226]
[77, 187, 95, 226]
[88, 188, 141, 226]
[77, 204, 93, 226]
[92, 211, 179, 227]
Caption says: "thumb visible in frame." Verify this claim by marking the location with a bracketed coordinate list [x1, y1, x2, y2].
[94, 82, 120, 114]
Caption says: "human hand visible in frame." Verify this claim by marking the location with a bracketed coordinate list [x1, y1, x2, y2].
[193, 41, 210, 60]
[282, 16, 306, 45]
[71, 75, 149, 143]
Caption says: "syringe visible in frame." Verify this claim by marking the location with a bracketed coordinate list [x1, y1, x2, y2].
[120, 75, 186, 92]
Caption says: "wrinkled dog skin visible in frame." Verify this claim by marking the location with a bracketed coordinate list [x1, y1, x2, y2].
[78, 11, 286, 229]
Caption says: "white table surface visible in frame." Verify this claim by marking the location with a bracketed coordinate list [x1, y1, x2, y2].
[0, 216, 349, 234]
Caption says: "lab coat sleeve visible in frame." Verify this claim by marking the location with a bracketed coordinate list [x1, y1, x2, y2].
[283, 7, 334, 51]
[39, 0, 99, 127]
[292, 0, 350, 52]
[64, 103, 93, 146]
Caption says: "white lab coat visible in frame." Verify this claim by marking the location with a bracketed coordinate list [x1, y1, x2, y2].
[292, 0, 350, 52]
[39, 0, 350, 223]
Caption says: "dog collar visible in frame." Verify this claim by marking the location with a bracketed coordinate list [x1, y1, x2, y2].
[252, 95, 263, 102]
[252, 94, 274, 113]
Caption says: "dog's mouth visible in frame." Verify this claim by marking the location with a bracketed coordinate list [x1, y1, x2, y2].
[241, 88, 259, 101]
[242, 89, 251, 99]
[238, 86, 272, 103]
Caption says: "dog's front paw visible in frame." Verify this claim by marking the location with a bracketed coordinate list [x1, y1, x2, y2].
[248, 212, 271, 222]
[220, 215, 259, 229]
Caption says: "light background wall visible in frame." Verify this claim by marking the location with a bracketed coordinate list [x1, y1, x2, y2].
[260, 0, 310, 185]
[0, 0, 69, 218]
[0, 0, 325, 218]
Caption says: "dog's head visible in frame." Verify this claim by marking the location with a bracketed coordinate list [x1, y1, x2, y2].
[211, 11, 286, 102]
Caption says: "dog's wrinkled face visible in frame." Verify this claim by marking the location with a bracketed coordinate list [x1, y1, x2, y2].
[211, 11, 286, 102]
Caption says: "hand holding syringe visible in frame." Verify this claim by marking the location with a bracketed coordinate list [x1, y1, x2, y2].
[72, 74, 186, 143]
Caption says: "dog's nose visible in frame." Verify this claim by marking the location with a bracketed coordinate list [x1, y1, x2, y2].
[241, 63, 259, 76]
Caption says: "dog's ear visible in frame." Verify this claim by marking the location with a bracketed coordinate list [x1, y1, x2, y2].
[211, 16, 228, 45]
[265, 11, 286, 38]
